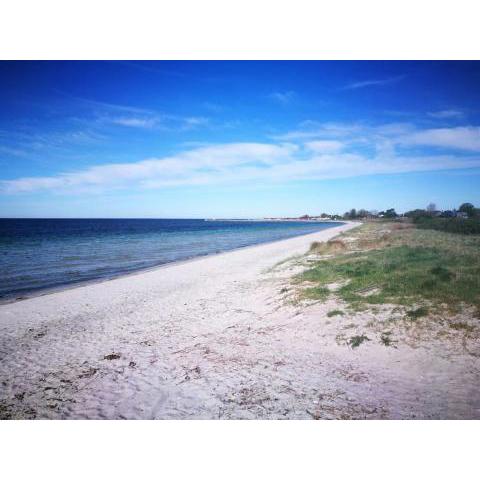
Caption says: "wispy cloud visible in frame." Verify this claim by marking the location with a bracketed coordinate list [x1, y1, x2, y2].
[271, 121, 365, 141]
[399, 126, 480, 152]
[110, 117, 158, 128]
[427, 109, 464, 119]
[3, 122, 480, 195]
[304, 140, 344, 153]
[183, 116, 210, 127]
[101, 114, 210, 131]
[0, 129, 106, 156]
[268, 91, 296, 105]
[277, 121, 480, 152]
[0, 143, 297, 193]
[0, 145, 29, 157]
[341, 75, 405, 90]
[55, 91, 211, 132]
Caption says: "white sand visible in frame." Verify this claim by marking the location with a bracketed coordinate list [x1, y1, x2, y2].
[1, 221, 479, 419]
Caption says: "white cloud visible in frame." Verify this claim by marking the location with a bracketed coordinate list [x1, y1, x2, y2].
[304, 140, 344, 153]
[273, 122, 363, 141]
[111, 117, 157, 128]
[60, 93, 212, 132]
[273, 121, 414, 142]
[0, 143, 297, 194]
[428, 109, 464, 119]
[399, 126, 480, 152]
[341, 75, 405, 90]
[106, 114, 210, 131]
[0, 145, 28, 157]
[183, 116, 210, 127]
[3, 128, 480, 195]
[268, 91, 296, 105]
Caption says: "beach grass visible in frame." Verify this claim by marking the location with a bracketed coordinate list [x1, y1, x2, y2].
[298, 221, 480, 314]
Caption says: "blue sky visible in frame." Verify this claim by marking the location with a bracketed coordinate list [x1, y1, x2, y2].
[1, 60, 480, 218]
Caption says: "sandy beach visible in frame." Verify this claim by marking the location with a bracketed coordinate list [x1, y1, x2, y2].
[1, 221, 479, 419]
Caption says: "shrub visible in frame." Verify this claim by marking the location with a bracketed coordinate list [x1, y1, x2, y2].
[415, 217, 480, 235]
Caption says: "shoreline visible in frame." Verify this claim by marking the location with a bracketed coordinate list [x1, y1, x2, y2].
[1, 221, 347, 305]
[2, 219, 478, 419]
[0, 221, 358, 419]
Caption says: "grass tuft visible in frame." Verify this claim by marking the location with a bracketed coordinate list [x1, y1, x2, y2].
[348, 335, 370, 348]
[303, 286, 330, 300]
[406, 306, 429, 320]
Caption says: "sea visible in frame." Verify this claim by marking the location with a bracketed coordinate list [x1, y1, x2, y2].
[0, 218, 343, 301]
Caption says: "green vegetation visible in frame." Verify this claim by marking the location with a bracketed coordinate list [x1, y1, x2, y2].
[303, 285, 330, 300]
[414, 217, 480, 235]
[327, 309, 344, 317]
[406, 306, 429, 320]
[320, 200, 480, 225]
[348, 335, 370, 348]
[298, 222, 480, 314]
[405, 202, 480, 235]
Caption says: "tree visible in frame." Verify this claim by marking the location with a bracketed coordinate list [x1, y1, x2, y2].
[405, 209, 427, 219]
[343, 209, 357, 219]
[459, 203, 475, 218]
[342, 208, 358, 219]
[384, 208, 397, 218]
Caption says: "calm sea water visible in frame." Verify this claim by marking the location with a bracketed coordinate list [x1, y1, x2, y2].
[0, 218, 342, 300]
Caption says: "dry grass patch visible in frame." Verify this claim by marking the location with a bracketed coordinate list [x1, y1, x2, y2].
[310, 239, 347, 255]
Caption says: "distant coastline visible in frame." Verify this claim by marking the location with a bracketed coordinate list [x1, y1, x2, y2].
[205, 216, 339, 222]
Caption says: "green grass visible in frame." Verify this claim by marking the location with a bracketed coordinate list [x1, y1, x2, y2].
[415, 217, 480, 235]
[327, 309, 344, 317]
[303, 285, 330, 300]
[406, 306, 429, 320]
[298, 223, 480, 313]
[348, 335, 370, 348]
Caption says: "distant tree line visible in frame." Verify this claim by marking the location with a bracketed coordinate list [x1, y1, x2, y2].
[342, 208, 398, 219]
[405, 202, 480, 235]
[333, 202, 480, 234]
[303, 202, 479, 235]
[334, 203, 480, 234]
[338, 202, 479, 221]
[404, 202, 480, 220]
